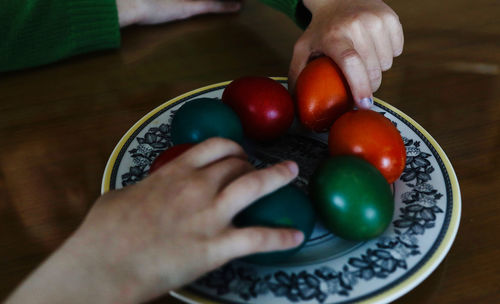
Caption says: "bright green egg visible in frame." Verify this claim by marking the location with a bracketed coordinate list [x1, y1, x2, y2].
[310, 155, 394, 241]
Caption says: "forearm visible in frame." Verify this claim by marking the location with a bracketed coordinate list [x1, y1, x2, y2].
[5, 234, 136, 304]
[0, 0, 121, 73]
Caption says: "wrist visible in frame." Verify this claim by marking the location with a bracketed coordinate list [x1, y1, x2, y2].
[6, 232, 141, 304]
[59, 230, 143, 303]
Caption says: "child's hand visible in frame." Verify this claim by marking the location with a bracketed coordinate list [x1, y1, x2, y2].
[8, 138, 303, 304]
[116, 0, 242, 27]
[289, 0, 404, 109]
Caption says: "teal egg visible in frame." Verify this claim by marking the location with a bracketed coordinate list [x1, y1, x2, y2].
[233, 185, 316, 264]
[171, 98, 244, 145]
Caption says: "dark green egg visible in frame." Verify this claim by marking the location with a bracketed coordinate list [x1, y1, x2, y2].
[233, 185, 316, 264]
[170, 98, 243, 145]
[310, 155, 394, 241]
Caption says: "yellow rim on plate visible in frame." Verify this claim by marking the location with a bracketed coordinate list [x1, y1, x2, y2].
[101, 77, 461, 304]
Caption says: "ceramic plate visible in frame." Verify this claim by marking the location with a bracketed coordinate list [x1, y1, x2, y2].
[101, 77, 461, 304]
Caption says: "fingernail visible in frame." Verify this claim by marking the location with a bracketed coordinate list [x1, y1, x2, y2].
[294, 231, 305, 245]
[359, 97, 374, 109]
[381, 61, 392, 71]
[285, 161, 299, 176]
[394, 48, 403, 57]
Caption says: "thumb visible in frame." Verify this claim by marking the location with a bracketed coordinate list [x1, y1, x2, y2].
[288, 35, 311, 94]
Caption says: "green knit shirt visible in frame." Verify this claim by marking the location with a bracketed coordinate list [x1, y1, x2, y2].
[0, 0, 311, 72]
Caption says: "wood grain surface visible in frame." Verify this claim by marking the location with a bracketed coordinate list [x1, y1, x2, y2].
[1, 0, 499, 303]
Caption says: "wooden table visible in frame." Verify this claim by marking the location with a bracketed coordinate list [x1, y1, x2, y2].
[1, 0, 499, 303]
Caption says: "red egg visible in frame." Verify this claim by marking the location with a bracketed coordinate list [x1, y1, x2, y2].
[222, 77, 294, 142]
[328, 110, 406, 183]
[295, 57, 354, 132]
[149, 143, 195, 173]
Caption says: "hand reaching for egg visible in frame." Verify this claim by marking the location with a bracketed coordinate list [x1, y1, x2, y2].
[288, 0, 404, 109]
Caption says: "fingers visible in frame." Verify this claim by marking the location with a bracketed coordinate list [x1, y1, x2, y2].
[183, 0, 242, 17]
[178, 137, 247, 168]
[324, 38, 374, 109]
[351, 23, 383, 93]
[362, 16, 393, 71]
[200, 156, 255, 192]
[335, 12, 400, 102]
[384, 14, 404, 57]
[136, 0, 242, 25]
[213, 227, 304, 262]
[116, 0, 142, 27]
[215, 161, 299, 222]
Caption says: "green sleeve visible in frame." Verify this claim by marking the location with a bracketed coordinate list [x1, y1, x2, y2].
[0, 0, 121, 72]
[258, 0, 312, 29]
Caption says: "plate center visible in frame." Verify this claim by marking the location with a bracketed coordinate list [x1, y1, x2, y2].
[245, 133, 365, 266]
